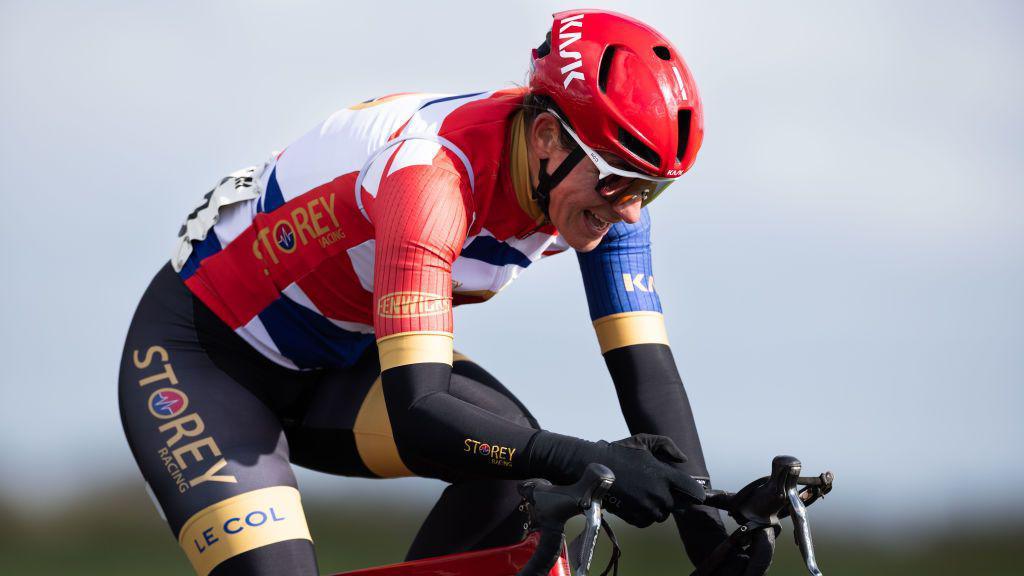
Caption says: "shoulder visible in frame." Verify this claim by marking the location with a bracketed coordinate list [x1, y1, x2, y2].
[359, 139, 475, 222]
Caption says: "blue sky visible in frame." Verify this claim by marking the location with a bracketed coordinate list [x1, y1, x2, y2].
[2, 1, 1021, 530]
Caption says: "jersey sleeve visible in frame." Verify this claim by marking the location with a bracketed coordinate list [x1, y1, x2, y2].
[372, 155, 471, 367]
[576, 207, 669, 353]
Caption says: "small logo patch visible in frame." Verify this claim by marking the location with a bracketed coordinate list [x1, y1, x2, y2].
[275, 222, 296, 252]
[148, 388, 189, 419]
[377, 292, 451, 318]
[464, 438, 516, 469]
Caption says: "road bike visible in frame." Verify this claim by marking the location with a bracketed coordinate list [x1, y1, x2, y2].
[332, 455, 834, 576]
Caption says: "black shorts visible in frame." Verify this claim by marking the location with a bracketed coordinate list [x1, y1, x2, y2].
[118, 264, 537, 575]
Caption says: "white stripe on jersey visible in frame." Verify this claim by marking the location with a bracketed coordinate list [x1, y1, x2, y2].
[389, 139, 442, 177]
[504, 230, 563, 260]
[346, 239, 376, 293]
[328, 317, 375, 335]
[451, 229, 563, 294]
[401, 91, 495, 135]
[355, 134, 478, 225]
[451, 257, 506, 294]
[270, 94, 441, 204]
[355, 92, 495, 219]
[235, 316, 301, 371]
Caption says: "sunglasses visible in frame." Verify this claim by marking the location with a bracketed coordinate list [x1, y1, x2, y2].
[548, 109, 676, 207]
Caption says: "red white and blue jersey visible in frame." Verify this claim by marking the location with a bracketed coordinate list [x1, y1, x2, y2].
[173, 89, 662, 370]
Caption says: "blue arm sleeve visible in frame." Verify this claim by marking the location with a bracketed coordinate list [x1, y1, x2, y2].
[577, 207, 662, 320]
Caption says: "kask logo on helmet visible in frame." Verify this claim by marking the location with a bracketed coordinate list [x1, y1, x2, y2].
[558, 14, 585, 88]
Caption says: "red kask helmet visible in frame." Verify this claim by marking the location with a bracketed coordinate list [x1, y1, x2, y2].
[529, 9, 704, 179]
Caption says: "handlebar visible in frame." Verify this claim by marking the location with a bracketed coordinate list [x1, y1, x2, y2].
[516, 455, 833, 576]
[696, 455, 834, 576]
[515, 463, 614, 576]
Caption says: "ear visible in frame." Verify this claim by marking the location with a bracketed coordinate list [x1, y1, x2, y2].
[528, 112, 562, 159]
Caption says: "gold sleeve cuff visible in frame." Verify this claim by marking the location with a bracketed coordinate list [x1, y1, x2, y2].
[377, 332, 454, 370]
[593, 311, 669, 353]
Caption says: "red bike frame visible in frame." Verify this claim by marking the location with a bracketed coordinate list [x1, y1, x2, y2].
[331, 532, 570, 576]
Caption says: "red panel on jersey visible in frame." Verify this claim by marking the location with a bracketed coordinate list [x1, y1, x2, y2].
[185, 173, 363, 329]
[372, 164, 471, 338]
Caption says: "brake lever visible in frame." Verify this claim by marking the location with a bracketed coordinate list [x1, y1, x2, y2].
[779, 471, 834, 518]
[787, 484, 823, 576]
[574, 497, 605, 575]
[693, 457, 833, 576]
[517, 464, 615, 576]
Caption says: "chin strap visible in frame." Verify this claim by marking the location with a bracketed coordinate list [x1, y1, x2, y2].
[532, 146, 585, 221]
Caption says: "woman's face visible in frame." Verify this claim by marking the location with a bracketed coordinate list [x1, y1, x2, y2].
[528, 113, 642, 252]
[545, 147, 642, 252]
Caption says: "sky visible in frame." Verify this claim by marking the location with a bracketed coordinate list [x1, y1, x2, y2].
[1, 0, 1021, 531]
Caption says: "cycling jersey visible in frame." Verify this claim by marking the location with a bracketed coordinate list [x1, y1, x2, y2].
[172, 88, 665, 371]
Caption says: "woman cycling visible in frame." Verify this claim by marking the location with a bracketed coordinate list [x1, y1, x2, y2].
[119, 9, 747, 575]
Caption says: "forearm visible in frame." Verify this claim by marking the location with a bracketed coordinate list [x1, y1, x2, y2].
[602, 341, 728, 564]
[382, 361, 541, 479]
[603, 342, 711, 482]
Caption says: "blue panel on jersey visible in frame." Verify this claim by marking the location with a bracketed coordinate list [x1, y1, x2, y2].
[178, 231, 223, 281]
[258, 168, 285, 214]
[460, 236, 532, 268]
[258, 295, 375, 369]
[419, 92, 486, 111]
[576, 207, 662, 320]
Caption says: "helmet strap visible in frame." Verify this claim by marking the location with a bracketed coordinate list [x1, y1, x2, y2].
[532, 145, 585, 221]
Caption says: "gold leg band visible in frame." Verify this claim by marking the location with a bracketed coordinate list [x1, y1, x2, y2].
[178, 486, 311, 576]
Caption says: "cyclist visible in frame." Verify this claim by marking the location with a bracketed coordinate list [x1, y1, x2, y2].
[119, 9, 752, 575]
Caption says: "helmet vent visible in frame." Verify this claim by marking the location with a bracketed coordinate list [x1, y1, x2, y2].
[535, 32, 552, 58]
[619, 128, 661, 168]
[598, 46, 616, 93]
[653, 46, 671, 60]
[677, 109, 692, 163]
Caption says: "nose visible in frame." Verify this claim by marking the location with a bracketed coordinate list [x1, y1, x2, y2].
[611, 198, 643, 224]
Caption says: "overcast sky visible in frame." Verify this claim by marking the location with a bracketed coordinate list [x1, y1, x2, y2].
[2, 0, 1021, 530]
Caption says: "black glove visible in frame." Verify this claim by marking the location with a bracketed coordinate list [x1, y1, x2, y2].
[528, 431, 706, 528]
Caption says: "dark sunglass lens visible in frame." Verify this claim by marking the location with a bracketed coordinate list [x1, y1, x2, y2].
[597, 175, 634, 196]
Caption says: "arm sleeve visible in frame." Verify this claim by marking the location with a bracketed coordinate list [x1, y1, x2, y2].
[372, 159, 540, 480]
[576, 207, 708, 477]
[578, 207, 728, 564]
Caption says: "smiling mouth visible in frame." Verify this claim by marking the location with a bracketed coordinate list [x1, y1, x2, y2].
[584, 209, 612, 235]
